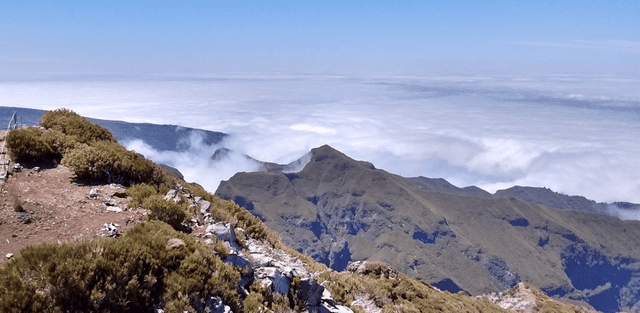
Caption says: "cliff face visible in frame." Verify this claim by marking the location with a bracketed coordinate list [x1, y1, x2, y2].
[216, 145, 640, 313]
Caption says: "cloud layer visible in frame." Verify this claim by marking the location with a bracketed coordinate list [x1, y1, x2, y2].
[1, 74, 639, 203]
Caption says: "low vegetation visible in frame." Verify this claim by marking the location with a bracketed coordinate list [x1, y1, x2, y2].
[318, 264, 510, 313]
[6, 108, 163, 186]
[62, 140, 163, 185]
[5, 127, 60, 161]
[141, 195, 190, 229]
[39, 108, 115, 144]
[0, 221, 240, 313]
[12, 197, 25, 213]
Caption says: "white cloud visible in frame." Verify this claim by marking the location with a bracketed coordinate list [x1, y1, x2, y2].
[124, 132, 260, 192]
[289, 123, 337, 134]
[1, 73, 639, 204]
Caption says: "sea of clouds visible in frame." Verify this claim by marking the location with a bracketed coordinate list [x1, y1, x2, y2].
[0, 73, 639, 203]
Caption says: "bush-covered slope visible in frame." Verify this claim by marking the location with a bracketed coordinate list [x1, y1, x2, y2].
[0, 221, 240, 313]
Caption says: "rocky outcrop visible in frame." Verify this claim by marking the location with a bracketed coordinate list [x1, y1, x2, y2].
[164, 189, 184, 204]
[346, 261, 399, 280]
[163, 186, 347, 311]
[350, 294, 381, 313]
[478, 282, 599, 313]
[191, 296, 232, 313]
[207, 223, 237, 243]
[100, 222, 119, 238]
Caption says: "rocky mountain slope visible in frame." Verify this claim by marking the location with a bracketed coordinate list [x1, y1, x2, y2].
[216, 145, 640, 313]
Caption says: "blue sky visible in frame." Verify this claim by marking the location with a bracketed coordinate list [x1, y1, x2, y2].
[1, 1, 638, 75]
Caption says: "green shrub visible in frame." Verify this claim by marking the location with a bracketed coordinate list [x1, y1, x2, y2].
[126, 183, 160, 208]
[41, 129, 80, 155]
[39, 108, 114, 144]
[244, 282, 266, 313]
[5, 127, 58, 162]
[0, 221, 240, 313]
[62, 141, 163, 185]
[213, 239, 230, 259]
[142, 195, 189, 229]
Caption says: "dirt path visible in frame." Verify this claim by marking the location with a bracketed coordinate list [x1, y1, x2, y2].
[0, 164, 146, 266]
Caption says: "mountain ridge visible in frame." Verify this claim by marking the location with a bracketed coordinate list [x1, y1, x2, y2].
[216, 144, 640, 313]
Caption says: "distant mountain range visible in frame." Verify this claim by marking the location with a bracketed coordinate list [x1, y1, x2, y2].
[216, 145, 640, 313]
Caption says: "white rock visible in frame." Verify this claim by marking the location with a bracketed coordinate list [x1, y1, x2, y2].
[106, 207, 123, 213]
[198, 200, 211, 213]
[6, 253, 13, 259]
[192, 295, 231, 313]
[251, 253, 275, 267]
[164, 189, 178, 199]
[351, 294, 381, 313]
[89, 188, 100, 199]
[207, 222, 237, 243]
[255, 267, 290, 294]
[322, 288, 333, 302]
[225, 253, 253, 277]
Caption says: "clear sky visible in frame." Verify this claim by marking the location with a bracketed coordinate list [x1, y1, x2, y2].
[1, 1, 639, 75]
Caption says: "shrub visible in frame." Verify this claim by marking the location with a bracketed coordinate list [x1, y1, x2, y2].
[12, 198, 25, 213]
[62, 141, 163, 185]
[0, 221, 240, 313]
[126, 183, 160, 208]
[39, 108, 114, 144]
[213, 239, 230, 259]
[243, 282, 266, 313]
[41, 129, 80, 155]
[142, 195, 189, 229]
[5, 127, 58, 162]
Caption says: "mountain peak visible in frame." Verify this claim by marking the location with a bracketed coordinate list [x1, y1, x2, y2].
[310, 144, 344, 158]
[308, 144, 375, 170]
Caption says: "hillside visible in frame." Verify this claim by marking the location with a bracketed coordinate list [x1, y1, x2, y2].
[216, 144, 640, 313]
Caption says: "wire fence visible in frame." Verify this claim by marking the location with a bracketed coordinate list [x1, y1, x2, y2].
[0, 113, 21, 182]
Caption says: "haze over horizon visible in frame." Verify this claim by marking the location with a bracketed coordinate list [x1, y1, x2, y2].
[1, 1, 639, 203]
